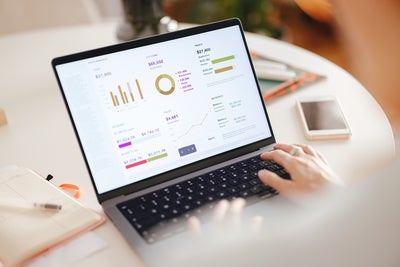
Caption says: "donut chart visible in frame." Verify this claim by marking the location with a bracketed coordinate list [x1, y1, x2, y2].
[155, 74, 175, 95]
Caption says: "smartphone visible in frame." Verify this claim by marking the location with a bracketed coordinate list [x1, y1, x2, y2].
[296, 96, 351, 140]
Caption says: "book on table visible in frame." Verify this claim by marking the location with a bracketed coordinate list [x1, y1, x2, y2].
[251, 52, 325, 102]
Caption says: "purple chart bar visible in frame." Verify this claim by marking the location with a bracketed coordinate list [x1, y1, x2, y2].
[118, 141, 132, 148]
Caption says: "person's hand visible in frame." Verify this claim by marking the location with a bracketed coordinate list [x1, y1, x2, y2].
[258, 143, 339, 204]
[187, 144, 337, 239]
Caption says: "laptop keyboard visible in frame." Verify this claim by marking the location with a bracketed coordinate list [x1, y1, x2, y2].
[117, 154, 290, 243]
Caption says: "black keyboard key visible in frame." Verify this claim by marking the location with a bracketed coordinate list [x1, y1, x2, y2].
[205, 194, 217, 202]
[227, 186, 240, 195]
[250, 184, 265, 194]
[196, 190, 207, 197]
[218, 182, 229, 190]
[208, 186, 219, 193]
[238, 182, 250, 190]
[240, 174, 251, 181]
[249, 178, 261, 185]
[194, 199, 204, 207]
[239, 190, 253, 198]
[228, 178, 240, 185]
[217, 191, 228, 198]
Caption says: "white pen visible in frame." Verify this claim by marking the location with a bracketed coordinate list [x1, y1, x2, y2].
[0, 198, 62, 211]
[255, 68, 297, 81]
[252, 59, 288, 70]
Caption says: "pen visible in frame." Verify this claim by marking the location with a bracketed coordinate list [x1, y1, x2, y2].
[255, 68, 297, 81]
[252, 58, 296, 81]
[0, 198, 62, 211]
[252, 59, 288, 70]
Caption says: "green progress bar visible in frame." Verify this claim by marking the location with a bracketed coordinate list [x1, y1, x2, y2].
[147, 152, 168, 162]
[212, 55, 235, 64]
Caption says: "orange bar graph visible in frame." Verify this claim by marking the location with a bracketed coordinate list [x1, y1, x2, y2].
[118, 85, 128, 104]
[123, 92, 128, 103]
[127, 82, 135, 102]
[110, 79, 144, 107]
[136, 79, 144, 99]
[110, 92, 120, 106]
[214, 65, 233, 74]
[110, 92, 117, 107]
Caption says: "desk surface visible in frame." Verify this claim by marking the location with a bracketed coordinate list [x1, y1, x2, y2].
[0, 22, 395, 266]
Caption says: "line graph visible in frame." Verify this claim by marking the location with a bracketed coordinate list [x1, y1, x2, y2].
[177, 113, 208, 139]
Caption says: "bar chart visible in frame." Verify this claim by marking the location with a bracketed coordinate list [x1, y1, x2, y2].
[109, 79, 144, 107]
[212, 55, 235, 74]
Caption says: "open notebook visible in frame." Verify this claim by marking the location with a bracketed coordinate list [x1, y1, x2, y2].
[0, 167, 104, 267]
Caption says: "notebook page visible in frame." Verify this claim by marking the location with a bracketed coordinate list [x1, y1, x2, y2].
[0, 167, 103, 267]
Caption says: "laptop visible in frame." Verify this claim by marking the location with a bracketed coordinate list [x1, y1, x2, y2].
[52, 18, 289, 265]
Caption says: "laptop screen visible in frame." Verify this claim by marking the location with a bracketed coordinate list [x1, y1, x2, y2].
[53, 19, 273, 195]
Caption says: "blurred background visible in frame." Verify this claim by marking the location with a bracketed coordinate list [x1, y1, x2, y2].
[0, 0, 350, 73]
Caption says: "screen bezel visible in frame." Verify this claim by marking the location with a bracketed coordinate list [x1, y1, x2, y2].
[52, 18, 276, 203]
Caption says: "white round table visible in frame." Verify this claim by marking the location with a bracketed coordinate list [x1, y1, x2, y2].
[0, 21, 395, 266]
